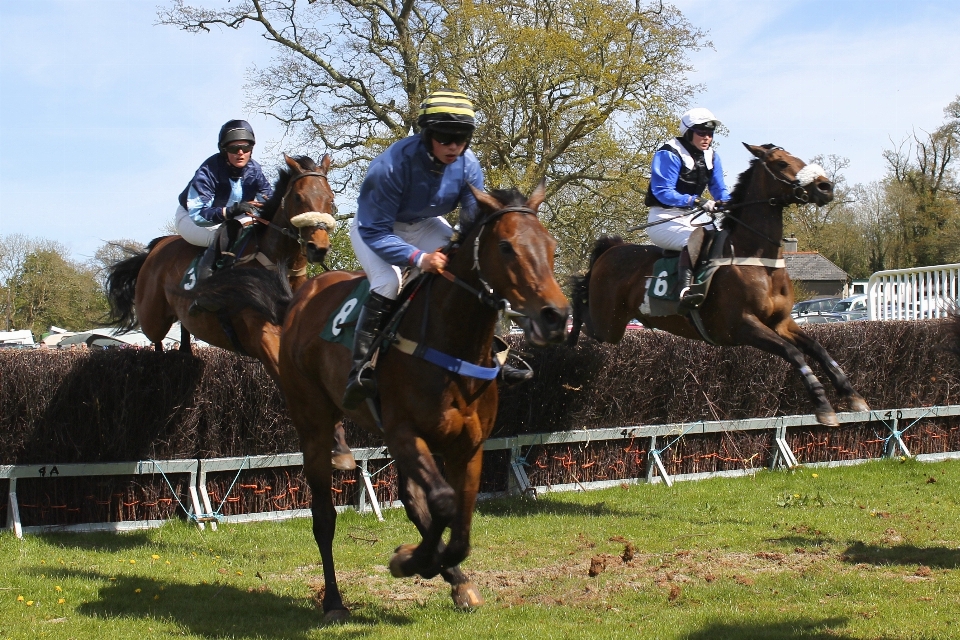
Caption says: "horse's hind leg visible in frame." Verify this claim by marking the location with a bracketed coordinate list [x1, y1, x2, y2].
[394, 472, 483, 609]
[786, 327, 869, 412]
[179, 323, 193, 354]
[738, 317, 839, 426]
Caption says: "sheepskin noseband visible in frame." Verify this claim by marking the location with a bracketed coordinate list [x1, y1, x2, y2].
[795, 164, 826, 187]
[290, 212, 337, 232]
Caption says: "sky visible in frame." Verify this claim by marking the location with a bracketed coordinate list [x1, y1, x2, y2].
[1, 0, 959, 262]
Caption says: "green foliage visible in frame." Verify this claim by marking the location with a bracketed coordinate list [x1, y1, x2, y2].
[2, 460, 959, 638]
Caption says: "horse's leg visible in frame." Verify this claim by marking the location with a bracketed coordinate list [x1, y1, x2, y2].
[386, 432, 456, 579]
[179, 323, 192, 354]
[287, 388, 349, 621]
[736, 317, 839, 426]
[394, 472, 482, 609]
[436, 446, 485, 609]
[782, 325, 869, 412]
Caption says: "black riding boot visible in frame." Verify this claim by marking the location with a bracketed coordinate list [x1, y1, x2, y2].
[499, 358, 533, 385]
[195, 241, 218, 283]
[676, 246, 705, 313]
[342, 292, 395, 410]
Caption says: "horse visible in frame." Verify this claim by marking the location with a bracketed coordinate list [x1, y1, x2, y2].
[265, 183, 569, 619]
[106, 154, 359, 469]
[569, 143, 870, 426]
[105, 154, 336, 377]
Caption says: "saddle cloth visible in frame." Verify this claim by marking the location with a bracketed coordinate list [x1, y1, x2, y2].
[320, 278, 371, 346]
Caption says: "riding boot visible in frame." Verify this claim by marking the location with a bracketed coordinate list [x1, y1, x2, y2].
[676, 246, 705, 313]
[499, 358, 534, 385]
[188, 227, 228, 316]
[342, 292, 395, 410]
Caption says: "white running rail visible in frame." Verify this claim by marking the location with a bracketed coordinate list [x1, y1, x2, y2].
[867, 263, 959, 320]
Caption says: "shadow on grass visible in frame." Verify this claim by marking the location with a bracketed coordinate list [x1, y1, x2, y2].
[52, 568, 412, 639]
[33, 530, 158, 552]
[683, 616, 899, 639]
[476, 495, 638, 518]
[840, 542, 960, 568]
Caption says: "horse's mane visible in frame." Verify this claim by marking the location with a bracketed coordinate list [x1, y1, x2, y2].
[718, 144, 778, 232]
[260, 156, 319, 222]
[462, 187, 526, 236]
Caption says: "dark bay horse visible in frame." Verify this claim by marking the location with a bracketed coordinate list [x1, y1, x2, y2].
[106, 154, 336, 380]
[569, 143, 869, 426]
[276, 184, 569, 619]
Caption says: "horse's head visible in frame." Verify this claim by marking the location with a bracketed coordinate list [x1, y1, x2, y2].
[268, 154, 338, 264]
[743, 143, 834, 206]
[466, 182, 570, 345]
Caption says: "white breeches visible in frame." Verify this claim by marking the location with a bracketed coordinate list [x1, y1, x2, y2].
[350, 217, 453, 300]
[646, 206, 712, 252]
[175, 205, 219, 247]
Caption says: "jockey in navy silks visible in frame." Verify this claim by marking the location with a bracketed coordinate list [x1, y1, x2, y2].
[175, 120, 273, 281]
[342, 89, 530, 410]
[645, 108, 731, 311]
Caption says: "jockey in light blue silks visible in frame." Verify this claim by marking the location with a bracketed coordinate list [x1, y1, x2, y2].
[645, 108, 731, 311]
[342, 89, 529, 410]
[175, 120, 273, 281]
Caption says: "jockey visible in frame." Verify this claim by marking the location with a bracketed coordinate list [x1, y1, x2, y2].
[644, 108, 731, 311]
[175, 119, 274, 281]
[342, 89, 530, 410]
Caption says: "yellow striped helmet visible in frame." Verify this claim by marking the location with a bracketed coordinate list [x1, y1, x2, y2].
[417, 89, 476, 133]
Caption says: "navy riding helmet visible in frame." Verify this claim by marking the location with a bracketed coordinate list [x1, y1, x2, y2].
[218, 120, 256, 149]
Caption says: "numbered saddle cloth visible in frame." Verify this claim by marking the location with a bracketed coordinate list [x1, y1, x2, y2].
[320, 278, 371, 346]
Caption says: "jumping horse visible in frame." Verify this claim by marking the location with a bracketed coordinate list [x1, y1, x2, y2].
[106, 154, 357, 468]
[569, 143, 870, 426]
[271, 183, 569, 619]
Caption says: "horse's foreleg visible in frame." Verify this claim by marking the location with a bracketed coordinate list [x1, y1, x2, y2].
[738, 318, 839, 426]
[387, 433, 456, 579]
[437, 446, 485, 609]
[179, 324, 192, 354]
[785, 326, 869, 412]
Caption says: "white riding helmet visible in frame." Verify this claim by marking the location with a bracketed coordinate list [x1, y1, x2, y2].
[679, 108, 721, 135]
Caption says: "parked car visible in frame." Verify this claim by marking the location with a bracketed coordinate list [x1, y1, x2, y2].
[791, 296, 842, 318]
[794, 313, 845, 325]
[831, 294, 868, 321]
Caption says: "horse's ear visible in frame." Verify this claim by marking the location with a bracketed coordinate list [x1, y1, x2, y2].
[743, 143, 768, 159]
[527, 179, 547, 212]
[320, 153, 332, 174]
[469, 184, 503, 212]
[284, 154, 305, 173]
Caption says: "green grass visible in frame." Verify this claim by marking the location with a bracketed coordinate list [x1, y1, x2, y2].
[2, 458, 960, 639]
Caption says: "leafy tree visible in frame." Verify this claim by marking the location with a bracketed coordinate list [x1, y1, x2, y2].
[160, 0, 705, 276]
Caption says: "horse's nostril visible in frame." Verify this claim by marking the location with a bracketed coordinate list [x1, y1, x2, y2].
[540, 306, 568, 331]
[818, 182, 833, 193]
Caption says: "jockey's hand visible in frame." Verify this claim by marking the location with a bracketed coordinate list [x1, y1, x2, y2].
[694, 197, 717, 213]
[226, 201, 259, 220]
[419, 250, 448, 274]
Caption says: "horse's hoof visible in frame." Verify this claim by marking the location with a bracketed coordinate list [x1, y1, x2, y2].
[451, 582, 484, 610]
[332, 451, 357, 471]
[848, 397, 870, 413]
[389, 544, 418, 578]
[816, 410, 840, 427]
[323, 608, 351, 624]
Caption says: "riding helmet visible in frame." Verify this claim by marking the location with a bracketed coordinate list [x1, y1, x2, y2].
[417, 90, 476, 134]
[679, 108, 721, 136]
[218, 120, 256, 149]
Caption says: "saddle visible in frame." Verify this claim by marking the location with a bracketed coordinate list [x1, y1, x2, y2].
[180, 219, 255, 291]
[644, 227, 727, 316]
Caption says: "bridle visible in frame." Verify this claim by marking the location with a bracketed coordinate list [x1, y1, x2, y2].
[251, 170, 337, 245]
[437, 205, 537, 312]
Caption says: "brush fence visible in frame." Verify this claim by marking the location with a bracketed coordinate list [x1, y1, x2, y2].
[5, 405, 960, 538]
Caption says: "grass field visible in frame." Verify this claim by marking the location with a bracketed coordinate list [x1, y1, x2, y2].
[2, 458, 959, 639]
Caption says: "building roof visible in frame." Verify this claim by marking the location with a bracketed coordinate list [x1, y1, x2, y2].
[784, 251, 848, 281]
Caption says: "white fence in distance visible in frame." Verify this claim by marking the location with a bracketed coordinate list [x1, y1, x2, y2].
[867, 263, 959, 321]
[4, 405, 960, 537]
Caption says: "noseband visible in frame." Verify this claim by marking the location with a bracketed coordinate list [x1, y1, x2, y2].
[253, 170, 337, 244]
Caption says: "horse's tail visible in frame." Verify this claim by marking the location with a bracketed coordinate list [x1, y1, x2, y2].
[567, 236, 626, 346]
[105, 237, 164, 332]
[188, 267, 293, 327]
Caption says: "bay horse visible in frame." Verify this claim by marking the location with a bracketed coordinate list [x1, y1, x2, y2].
[107, 154, 358, 469]
[569, 143, 869, 426]
[276, 183, 569, 619]
[105, 154, 336, 378]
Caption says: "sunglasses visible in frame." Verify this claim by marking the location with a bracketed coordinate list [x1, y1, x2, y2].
[690, 128, 714, 137]
[225, 143, 254, 154]
[432, 132, 470, 146]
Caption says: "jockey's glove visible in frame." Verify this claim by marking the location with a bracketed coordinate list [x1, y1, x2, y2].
[694, 197, 717, 213]
[226, 201, 258, 220]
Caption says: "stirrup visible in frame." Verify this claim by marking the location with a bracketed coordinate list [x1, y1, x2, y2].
[677, 286, 706, 312]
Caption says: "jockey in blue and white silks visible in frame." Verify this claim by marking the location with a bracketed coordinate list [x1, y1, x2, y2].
[343, 89, 491, 409]
[175, 120, 273, 280]
[644, 108, 731, 311]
